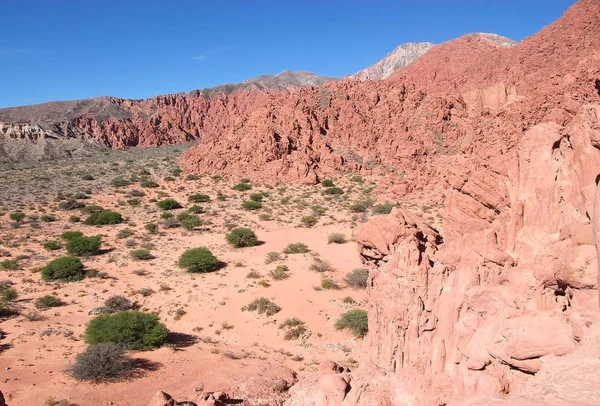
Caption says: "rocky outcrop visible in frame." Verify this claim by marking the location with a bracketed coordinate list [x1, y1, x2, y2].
[350, 42, 435, 81]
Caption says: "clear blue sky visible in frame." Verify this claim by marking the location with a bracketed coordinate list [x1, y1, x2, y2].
[0, 0, 576, 108]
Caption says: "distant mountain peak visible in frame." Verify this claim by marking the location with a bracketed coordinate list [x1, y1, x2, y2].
[351, 42, 435, 81]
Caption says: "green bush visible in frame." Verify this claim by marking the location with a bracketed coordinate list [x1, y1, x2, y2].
[321, 179, 335, 187]
[42, 240, 61, 251]
[178, 248, 219, 273]
[69, 343, 135, 382]
[127, 199, 140, 206]
[61, 231, 84, 241]
[81, 204, 104, 214]
[42, 257, 85, 282]
[284, 243, 309, 254]
[188, 194, 210, 203]
[0, 259, 18, 271]
[144, 223, 158, 234]
[323, 187, 344, 195]
[156, 199, 182, 210]
[40, 214, 57, 222]
[181, 216, 202, 231]
[249, 192, 266, 202]
[350, 201, 369, 213]
[84, 211, 123, 225]
[35, 295, 63, 309]
[69, 215, 81, 223]
[241, 200, 262, 210]
[232, 183, 252, 192]
[300, 215, 318, 227]
[130, 249, 152, 260]
[84, 311, 168, 350]
[0, 283, 17, 302]
[111, 178, 130, 187]
[321, 277, 339, 290]
[9, 211, 25, 222]
[66, 236, 101, 256]
[188, 205, 204, 214]
[335, 309, 368, 338]
[372, 203, 395, 215]
[140, 179, 159, 188]
[226, 228, 258, 248]
[345, 268, 369, 289]
[270, 265, 289, 280]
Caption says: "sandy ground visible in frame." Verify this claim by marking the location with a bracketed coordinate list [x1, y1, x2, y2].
[0, 172, 375, 405]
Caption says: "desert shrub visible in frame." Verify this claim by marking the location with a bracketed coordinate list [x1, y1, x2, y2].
[9, 211, 25, 222]
[232, 183, 252, 192]
[127, 199, 140, 206]
[140, 179, 159, 188]
[69, 343, 135, 382]
[226, 228, 258, 248]
[162, 218, 180, 228]
[300, 215, 318, 227]
[82, 174, 94, 181]
[84, 311, 168, 350]
[129, 189, 146, 197]
[245, 297, 281, 316]
[258, 213, 273, 221]
[279, 318, 306, 340]
[59, 199, 85, 210]
[161, 212, 174, 219]
[144, 223, 158, 234]
[0, 283, 17, 302]
[116, 228, 134, 239]
[43, 240, 61, 251]
[171, 167, 182, 176]
[249, 192, 266, 202]
[188, 194, 210, 203]
[163, 176, 174, 182]
[372, 203, 395, 215]
[310, 259, 333, 272]
[34, 295, 62, 309]
[84, 211, 123, 225]
[66, 236, 101, 256]
[265, 251, 282, 264]
[188, 205, 204, 214]
[284, 243, 309, 254]
[270, 265, 289, 280]
[130, 249, 151, 261]
[178, 248, 219, 273]
[335, 309, 368, 338]
[350, 201, 369, 213]
[111, 178, 130, 187]
[323, 187, 344, 195]
[350, 175, 363, 182]
[80, 204, 104, 214]
[311, 205, 327, 216]
[327, 232, 346, 244]
[345, 268, 369, 289]
[42, 257, 84, 282]
[241, 200, 262, 210]
[321, 277, 339, 290]
[40, 214, 57, 222]
[321, 179, 335, 187]
[69, 215, 81, 223]
[103, 295, 134, 313]
[186, 174, 200, 181]
[343, 296, 358, 305]
[156, 199, 182, 210]
[181, 216, 202, 231]
[0, 259, 18, 271]
[61, 231, 84, 241]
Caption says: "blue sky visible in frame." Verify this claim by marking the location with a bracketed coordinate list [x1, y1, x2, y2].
[0, 0, 576, 108]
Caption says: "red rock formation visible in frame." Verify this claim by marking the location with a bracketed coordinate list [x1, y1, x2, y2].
[283, 0, 600, 404]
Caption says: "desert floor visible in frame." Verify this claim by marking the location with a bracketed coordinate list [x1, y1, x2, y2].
[0, 146, 442, 405]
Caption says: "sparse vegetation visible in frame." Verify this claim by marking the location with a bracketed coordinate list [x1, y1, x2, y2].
[232, 183, 252, 192]
[130, 249, 152, 260]
[35, 295, 63, 309]
[284, 243, 309, 254]
[270, 265, 290, 280]
[42, 240, 61, 251]
[188, 193, 210, 203]
[321, 179, 335, 187]
[327, 232, 346, 244]
[244, 297, 281, 316]
[372, 202, 395, 215]
[69, 343, 135, 382]
[60, 231, 84, 241]
[66, 236, 101, 256]
[241, 200, 262, 210]
[103, 295, 134, 313]
[323, 187, 344, 195]
[345, 268, 369, 288]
